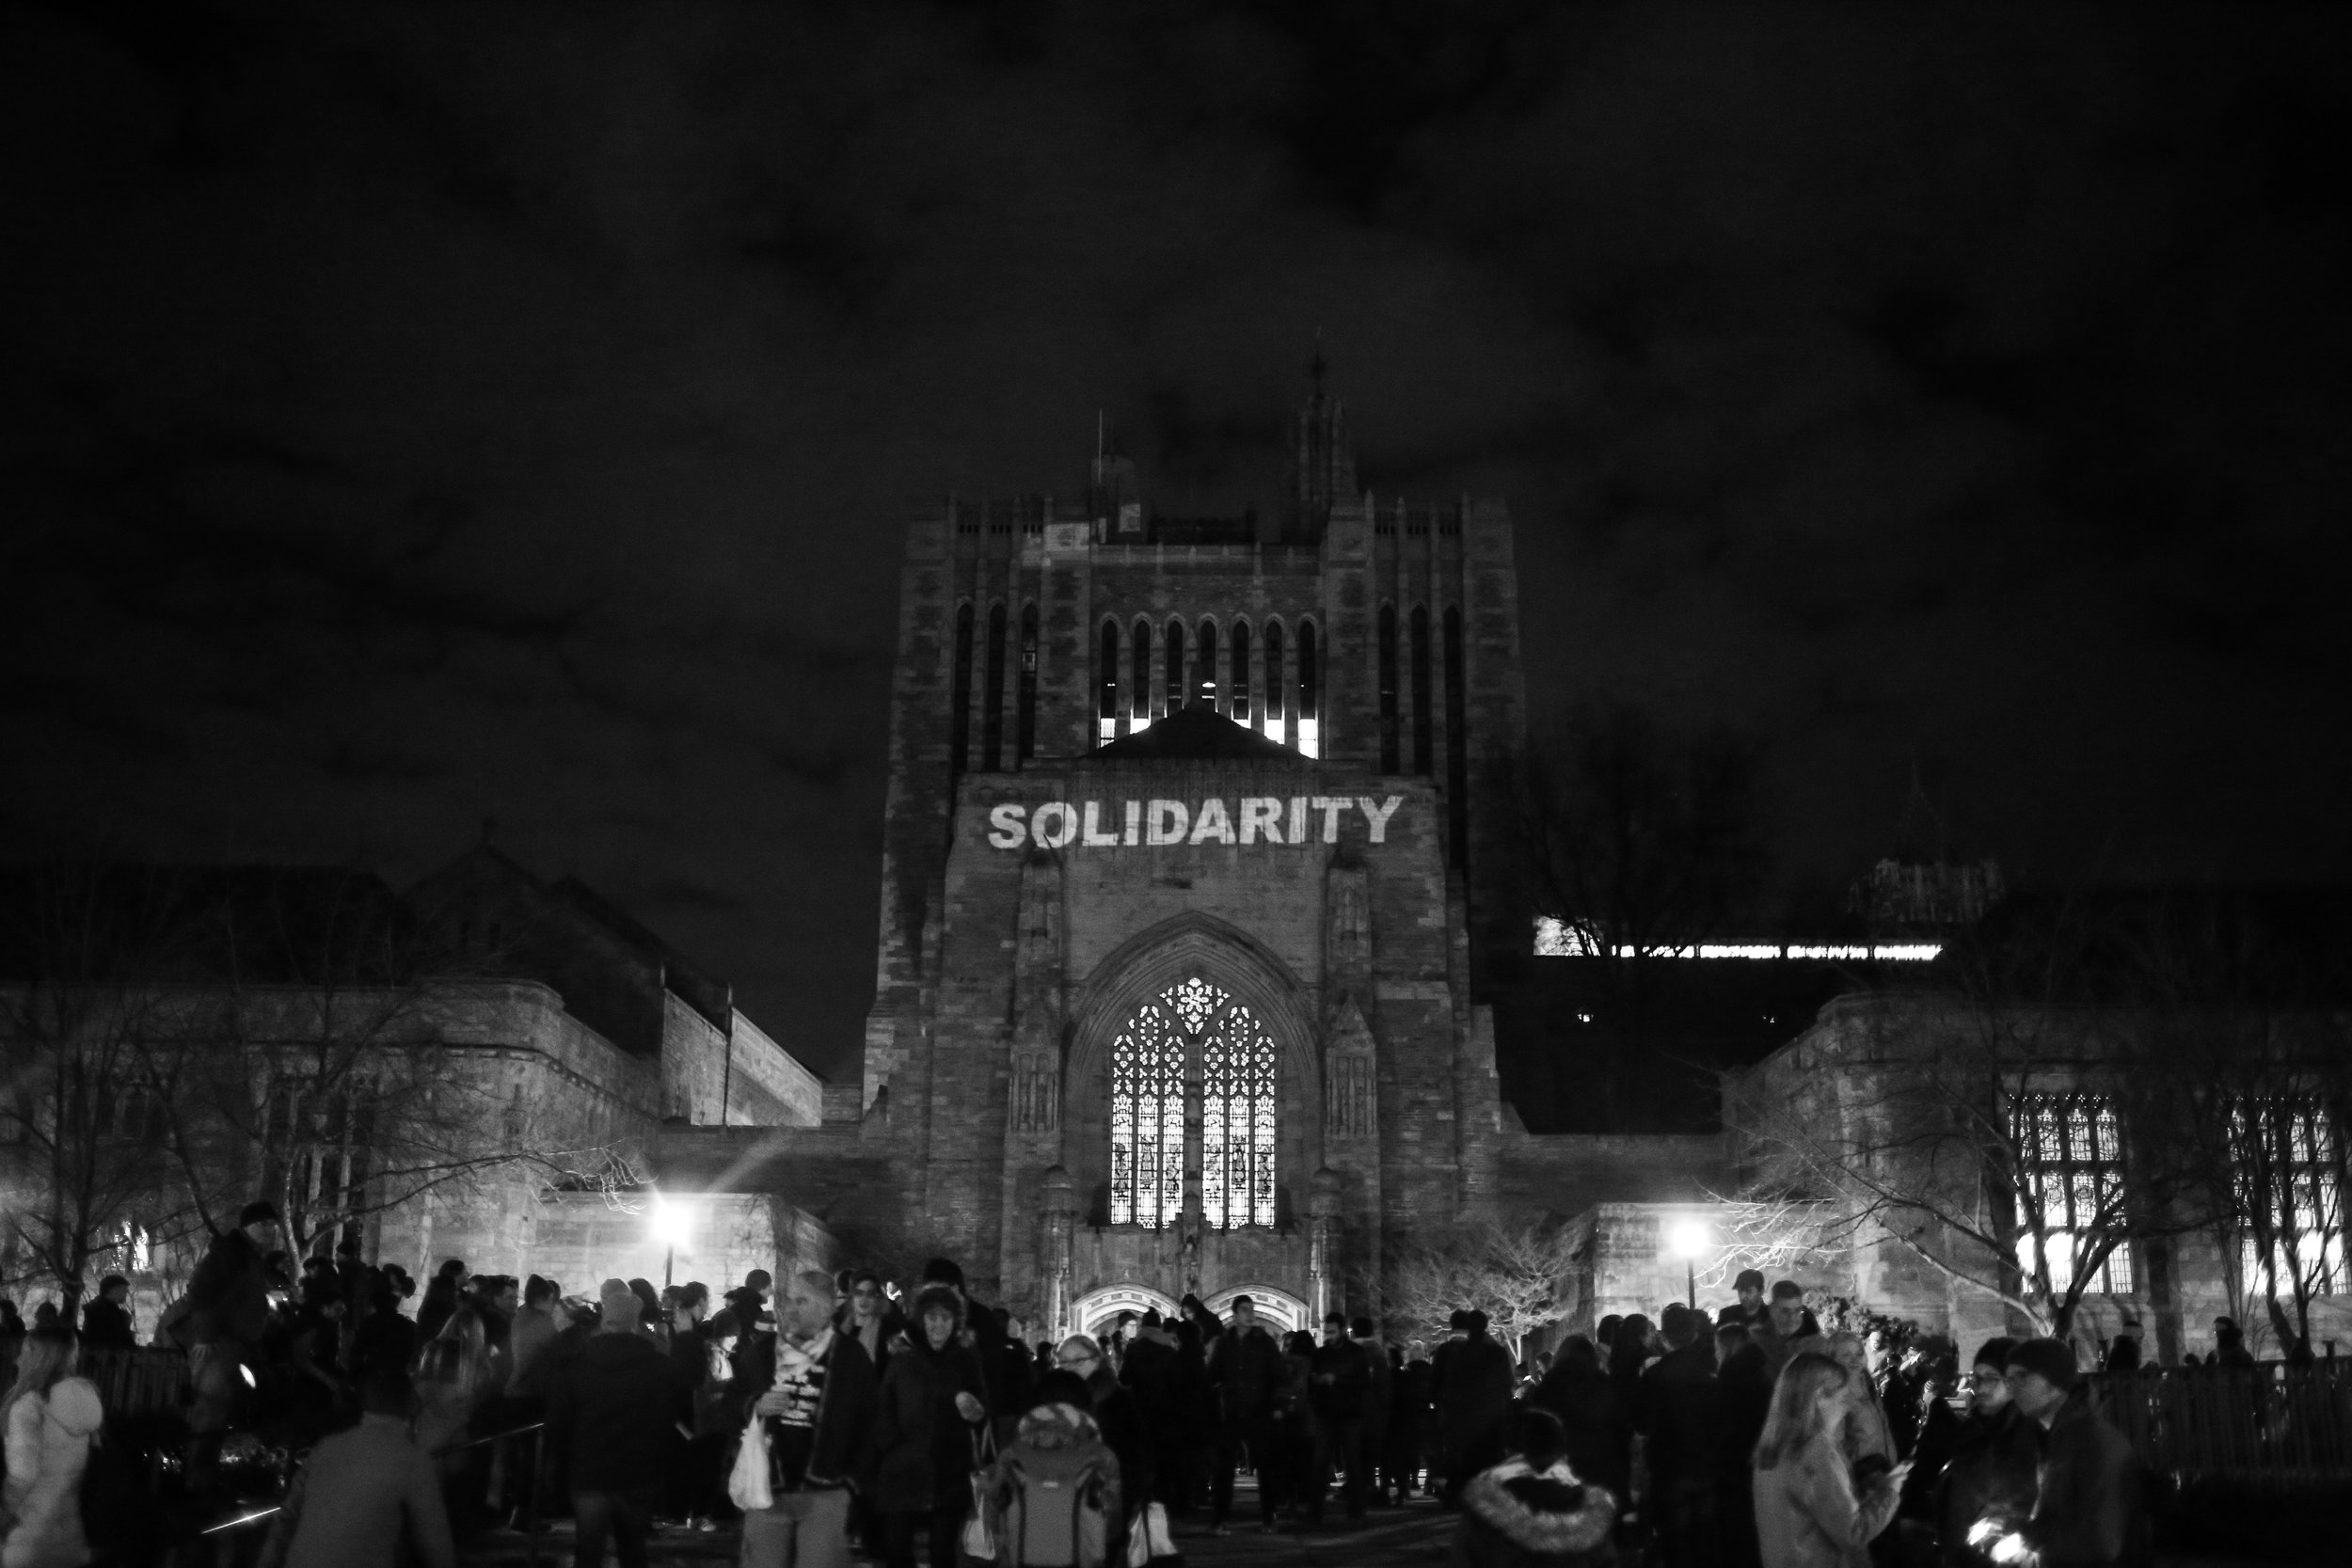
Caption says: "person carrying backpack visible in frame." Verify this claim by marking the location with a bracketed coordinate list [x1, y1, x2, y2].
[982, 1370, 1121, 1568]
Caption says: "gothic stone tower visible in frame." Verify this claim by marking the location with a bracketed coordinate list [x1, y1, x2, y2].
[862, 382, 1527, 1332]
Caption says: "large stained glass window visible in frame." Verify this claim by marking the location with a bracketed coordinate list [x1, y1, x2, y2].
[1107, 976, 1279, 1230]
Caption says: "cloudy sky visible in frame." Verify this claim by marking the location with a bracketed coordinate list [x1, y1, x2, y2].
[5, 1, 2347, 1076]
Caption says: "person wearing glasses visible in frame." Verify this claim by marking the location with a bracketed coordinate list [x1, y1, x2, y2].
[1057, 1335, 1152, 1562]
[1930, 1339, 2037, 1567]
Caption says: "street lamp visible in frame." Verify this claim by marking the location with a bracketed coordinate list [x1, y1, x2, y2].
[651, 1194, 696, 1289]
[1667, 1218, 1708, 1311]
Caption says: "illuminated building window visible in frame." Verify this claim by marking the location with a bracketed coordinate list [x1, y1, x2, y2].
[1098, 619, 1120, 746]
[1107, 976, 1279, 1231]
[1131, 620, 1152, 731]
[1296, 620, 1320, 758]
[982, 602, 1008, 771]
[1017, 604, 1039, 764]
[2233, 1100, 2346, 1296]
[949, 603, 974, 780]
[1164, 619, 1185, 715]
[1263, 620, 1285, 744]
[1231, 621, 1251, 726]
[1377, 603, 1400, 772]
[2014, 1094, 2134, 1294]
[1410, 604, 1432, 775]
[1108, 998, 1185, 1228]
[1197, 619, 1219, 710]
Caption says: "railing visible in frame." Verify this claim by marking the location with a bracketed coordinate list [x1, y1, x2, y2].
[0, 1345, 191, 1414]
[2088, 1360, 2352, 1488]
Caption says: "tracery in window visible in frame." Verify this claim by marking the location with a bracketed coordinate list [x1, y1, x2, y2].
[1109, 1000, 1184, 1228]
[2014, 1093, 2133, 1294]
[2232, 1099, 2346, 1297]
[1106, 976, 1279, 1231]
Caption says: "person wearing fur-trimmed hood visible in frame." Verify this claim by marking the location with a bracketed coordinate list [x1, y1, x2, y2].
[1453, 1407, 1617, 1568]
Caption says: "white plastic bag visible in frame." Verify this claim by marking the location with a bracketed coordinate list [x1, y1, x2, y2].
[727, 1415, 773, 1512]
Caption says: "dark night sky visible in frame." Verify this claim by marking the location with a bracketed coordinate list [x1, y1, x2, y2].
[6, 2, 2349, 1080]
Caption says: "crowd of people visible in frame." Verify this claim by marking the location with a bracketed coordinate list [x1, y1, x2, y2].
[0, 1217, 2169, 1568]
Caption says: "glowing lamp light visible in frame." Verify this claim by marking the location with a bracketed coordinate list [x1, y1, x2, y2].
[1668, 1219, 1709, 1260]
[650, 1194, 696, 1251]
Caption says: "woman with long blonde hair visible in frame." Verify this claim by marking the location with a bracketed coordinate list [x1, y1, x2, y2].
[411, 1303, 498, 1457]
[2, 1327, 104, 1568]
[1751, 1352, 1905, 1568]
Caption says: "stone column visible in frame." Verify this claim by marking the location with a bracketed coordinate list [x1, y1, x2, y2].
[1041, 1165, 1078, 1339]
[1308, 1166, 1343, 1321]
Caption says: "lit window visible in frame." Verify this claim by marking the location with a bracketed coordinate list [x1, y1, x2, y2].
[2013, 1093, 2133, 1294]
[1107, 976, 1279, 1230]
[2233, 1100, 2346, 1297]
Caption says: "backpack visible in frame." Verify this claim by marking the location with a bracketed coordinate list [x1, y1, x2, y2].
[992, 1435, 1116, 1568]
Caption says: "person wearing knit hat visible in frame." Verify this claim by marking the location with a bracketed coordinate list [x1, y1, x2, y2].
[1968, 1338, 2142, 1566]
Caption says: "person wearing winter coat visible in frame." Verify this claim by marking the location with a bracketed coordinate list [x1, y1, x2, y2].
[1751, 1353, 1906, 1568]
[1, 1328, 103, 1568]
[1641, 1305, 1722, 1568]
[1531, 1338, 1633, 1513]
[1930, 1338, 2039, 1568]
[1435, 1309, 1520, 1504]
[1713, 1324, 1776, 1568]
[871, 1283, 990, 1568]
[1204, 1294, 1284, 1532]
[1350, 1318, 1395, 1504]
[1307, 1311, 1375, 1524]
[549, 1281, 686, 1568]
[1453, 1406, 1617, 1568]
[1991, 1338, 2146, 1568]
[255, 1370, 456, 1568]
[740, 1271, 879, 1568]
[176, 1200, 282, 1435]
[1054, 1338, 1149, 1563]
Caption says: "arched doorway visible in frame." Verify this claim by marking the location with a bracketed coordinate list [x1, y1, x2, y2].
[1070, 1284, 1181, 1339]
[1204, 1284, 1309, 1335]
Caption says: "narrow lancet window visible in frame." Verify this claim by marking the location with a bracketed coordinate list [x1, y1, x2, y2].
[1197, 619, 1218, 710]
[982, 601, 1008, 771]
[1444, 605, 1468, 863]
[1377, 603, 1400, 772]
[1108, 998, 1184, 1228]
[1164, 619, 1186, 713]
[1017, 604, 1040, 763]
[1131, 620, 1152, 730]
[949, 602, 974, 780]
[1263, 620, 1285, 745]
[1099, 619, 1121, 745]
[1296, 620, 1319, 757]
[1231, 621, 1251, 727]
[1410, 604, 1433, 775]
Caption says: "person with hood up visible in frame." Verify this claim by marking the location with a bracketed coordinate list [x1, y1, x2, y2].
[1436, 1309, 1522, 1504]
[1751, 1353, 1906, 1568]
[549, 1280, 683, 1568]
[981, 1370, 1122, 1568]
[1454, 1406, 1617, 1568]
[1, 1327, 105, 1568]
[871, 1282, 990, 1568]
[255, 1370, 456, 1568]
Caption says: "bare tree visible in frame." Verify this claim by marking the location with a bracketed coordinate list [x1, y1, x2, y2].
[1688, 1195, 1836, 1295]
[1513, 702, 1767, 1127]
[1383, 1215, 1586, 1356]
[0, 865, 197, 1315]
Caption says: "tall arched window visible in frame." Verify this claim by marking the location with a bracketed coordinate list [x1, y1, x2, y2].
[1196, 619, 1218, 710]
[1377, 602, 1400, 772]
[1444, 605, 1468, 863]
[1017, 604, 1040, 764]
[1107, 975, 1279, 1231]
[949, 602, 975, 780]
[1410, 604, 1433, 775]
[982, 602, 1009, 770]
[1262, 620, 1285, 745]
[1164, 619, 1186, 713]
[1230, 621, 1251, 727]
[1295, 620, 1319, 757]
[1099, 619, 1121, 746]
[1131, 620, 1152, 730]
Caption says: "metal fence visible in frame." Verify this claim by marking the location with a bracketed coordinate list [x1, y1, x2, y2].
[2088, 1360, 2352, 1488]
[0, 1345, 192, 1413]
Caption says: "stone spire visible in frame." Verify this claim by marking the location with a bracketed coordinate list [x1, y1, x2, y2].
[1285, 341, 1357, 542]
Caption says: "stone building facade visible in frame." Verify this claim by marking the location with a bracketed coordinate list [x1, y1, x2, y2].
[823, 385, 1530, 1333]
